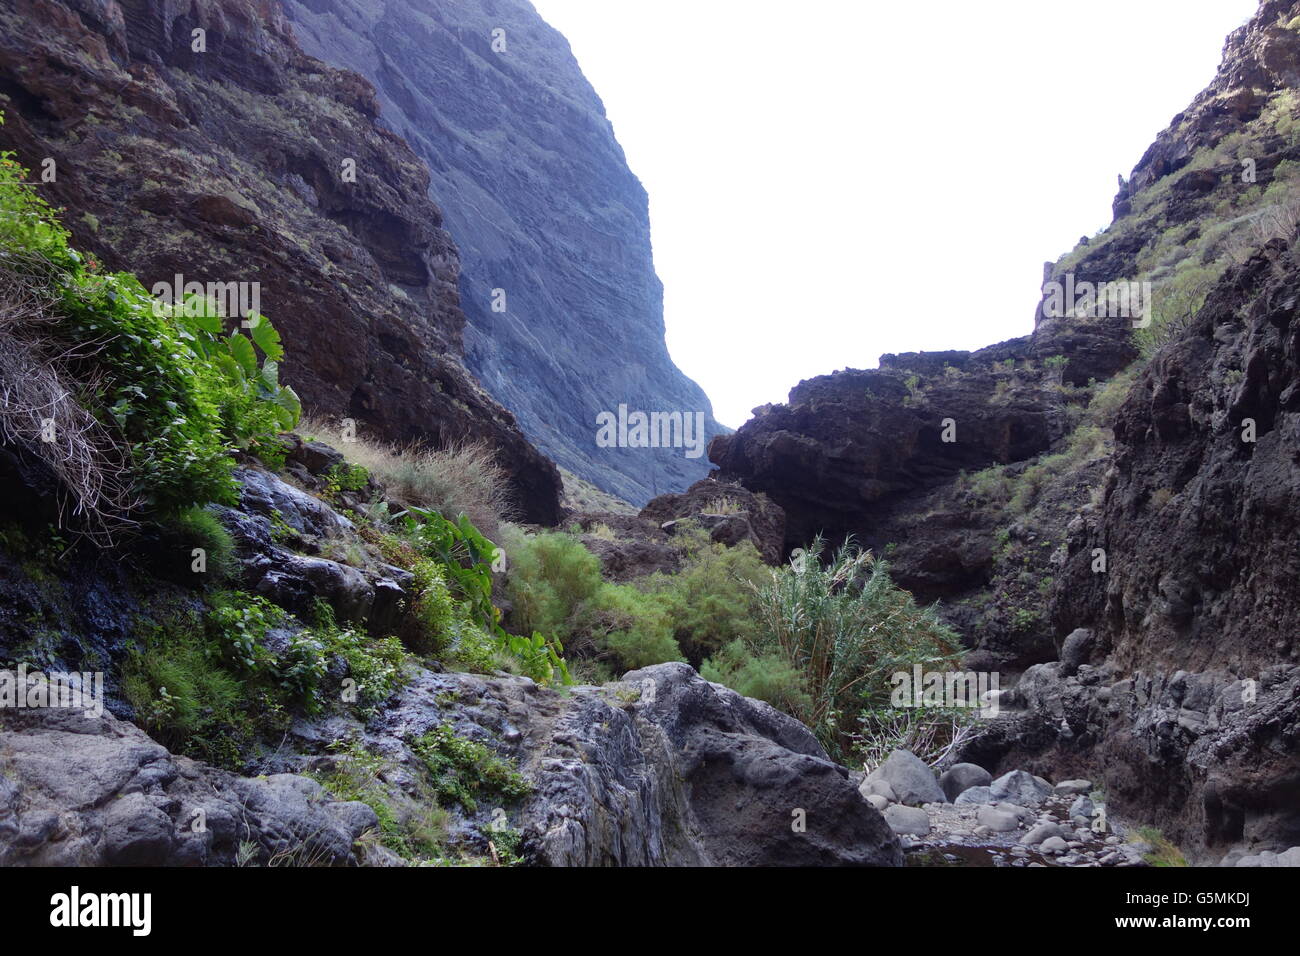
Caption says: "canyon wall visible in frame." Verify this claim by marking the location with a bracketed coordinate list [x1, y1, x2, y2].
[283, 0, 726, 505]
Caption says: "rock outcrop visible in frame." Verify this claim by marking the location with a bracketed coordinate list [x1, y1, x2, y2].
[281, 0, 726, 506]
[0, 0, 562, 523]
[0, 703, 378, 866]
[0, 658, 904, 867]
[709, 0, 1300, 864]
[0, 444, 899, 867]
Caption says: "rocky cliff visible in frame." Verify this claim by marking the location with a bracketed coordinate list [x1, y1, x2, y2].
[712, 0, 1300, 861]
[0, 0, 562, 523]
[281, 0, 726, 506]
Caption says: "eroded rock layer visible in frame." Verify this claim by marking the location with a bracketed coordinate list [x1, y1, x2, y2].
[0, 0, 562, 523]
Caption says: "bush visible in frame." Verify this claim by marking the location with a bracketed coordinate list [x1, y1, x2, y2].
[588, 583, 681, 671]
[700, 639, 810, 715]
[165, 506, 237, 581]
[0, 126, 299, 533]
[703, 537, 961, 758]
[122, 601, 282, 769]
[502, 528, 604, 642]
[412, 724, 531, 814]
[643, 532, 765, 665]
[1132, 263, 1217, 359]
[503, 528, 686, 673]
[370, 512, 569, 683]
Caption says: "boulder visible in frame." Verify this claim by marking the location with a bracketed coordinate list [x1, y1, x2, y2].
[859, 778, 898, 803]
[0, 705, 376, 866]
[977, 805, 1021, 832]
[989, 770, 1054, 807]
[1059, 629, 1095, 676]
[1021, 822, 1067, 847]
[955, 786, 995, 805]
[864, 750, 947, 806]
[1040, 836, 1069, 854]
[1055, 779, 1093, 795]
[939, 762, 992, 801]
[883, 805, 931, 836]
[1069, 795, 1096, 820]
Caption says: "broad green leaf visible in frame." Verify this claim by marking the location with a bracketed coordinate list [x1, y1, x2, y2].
[247, 311, 284, 361]
[226, 333, 258, 377]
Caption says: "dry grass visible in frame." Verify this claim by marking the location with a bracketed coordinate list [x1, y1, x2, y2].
[299, 416, 514, 539]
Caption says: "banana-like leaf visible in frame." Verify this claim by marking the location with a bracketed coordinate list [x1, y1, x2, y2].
[226, 333, 258, 378]
[272, 384, 302, 429]
[246, 311, 284, 361]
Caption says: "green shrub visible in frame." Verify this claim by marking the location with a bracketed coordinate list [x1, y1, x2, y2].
[503, 528, 688, 673]
[166, 506, 237, 581]
[503, 528, 603, 642]
[207, 591, 325, 705]
[0, 131, 298, 527]
[412, 724, 531, 814]
[700, 639, 810, 715]
[1133, 263, 1217, 359]
[643, 533, 765, 665]
[405, 558, 458, 656]
[588, 583, 682, 671]
[704, 537, 961, 757]
[122, 601, 286, 768]
[371, 512, 569, 683]
[309, 599, 408, 715]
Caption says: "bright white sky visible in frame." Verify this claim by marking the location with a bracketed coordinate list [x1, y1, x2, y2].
[530, 0, 1259, 428]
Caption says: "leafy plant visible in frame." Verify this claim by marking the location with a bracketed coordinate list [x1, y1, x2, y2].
[412, 724, 531, 814]
[704, 537, 962, 757]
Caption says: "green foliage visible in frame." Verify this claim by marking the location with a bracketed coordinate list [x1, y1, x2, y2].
[412, 724, 531, 814]
[324, 462, 369, 497]
[503, 528, 603, 641]
[309, 599, 408, 716]
[503, 528, 686, 674]
[207, 591, 324, 705]
[587, 582, 682, 671]
[643, 532, 766, 664]
[122, 601, 288, 768]
[166, 506, 236, 581]
[704, 537, 961, 758]
[1132, 263, 1217, 359]
[0, 135, 298, 518]
[1133, 826, 1188, 867]
[310, 738, 450, 863]
[372, 510, 570, 683]
[700, 639, 810, 714]
[1008, 424, 1106, 514]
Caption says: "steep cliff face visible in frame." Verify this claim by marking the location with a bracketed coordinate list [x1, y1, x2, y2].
[281, 0, 725, 506]
[0, 0, 562, 523]
[715, 0, 1300, 860]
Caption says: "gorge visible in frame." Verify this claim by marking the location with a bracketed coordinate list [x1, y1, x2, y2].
[0, 0, 1296, 876]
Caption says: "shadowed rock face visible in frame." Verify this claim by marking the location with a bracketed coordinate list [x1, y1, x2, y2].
[0, 0, 562, 524]
[281, 0, 726, 507]
[709, 0, 1300, 862]
[708, 338, 1068, 556]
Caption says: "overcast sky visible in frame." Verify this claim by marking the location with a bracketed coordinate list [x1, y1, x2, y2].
[530, 0, 1260, 427]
